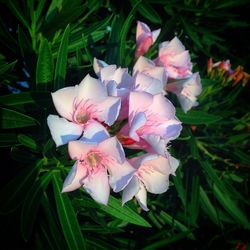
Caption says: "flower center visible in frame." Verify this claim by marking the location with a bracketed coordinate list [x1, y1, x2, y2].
[76, 112, 89, 124]
[86, 152, 102, 168]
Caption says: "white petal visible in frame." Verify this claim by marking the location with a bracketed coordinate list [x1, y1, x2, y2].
[77, 74, 107, 100]
[142, 134, 167, 157]
[135, 183, 149, 211]
[133, 56, 155, 74]
[62, 162, 87, 192]
[96, 96, 121, 126]
[51, 85, 78, 120]
[83, 168, 110, 205]
[122, 176, 140, 205]
[152, 28, 161, 43]
[81, 120, 109, 144]
[93, 58, 109, 76]
[47, 115, 83, 147]
[129, 112, 147, 141]
[108, 160, 136, 192]
[68, 141, 96, 160]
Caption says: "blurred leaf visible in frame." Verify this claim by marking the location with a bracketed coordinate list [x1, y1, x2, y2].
[54, 24, 70, 91]
[52, 172, 87, 250]
[143, 230, 193, 250]
[0, 133, 18, 147]
[200, 186, 221, 226]
[36, 38, 54, 88]
[0, 92, 51, 108]
[41, 193, 67, 249]
[131, 0, 162, 24]
[176, 108, 222, 125]
[159, 211, 195, 240]
[0, 159, 44, 214]
[0, 60, 17, 75]
[233, 149, 250, 164]
[18, 134, 39, 151]
[213, 184, 250, 229]
[0, 107, 37, 129]
[21, 171, 53, 241]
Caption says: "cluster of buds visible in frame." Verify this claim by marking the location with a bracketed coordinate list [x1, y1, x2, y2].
[207, 58, 250, 87]
[47, 21, 202, 210]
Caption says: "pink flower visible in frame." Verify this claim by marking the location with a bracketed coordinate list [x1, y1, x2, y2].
[135, 21, 161, 58]
[122, 153, 179, 211]
[155, 37, 192, 79]
[62, 121, 135, 205]
[47, 74, 121, 146]
[120, 91, 182, 156]
[166, 72, 202, 113]
[133, 56, 167, 95]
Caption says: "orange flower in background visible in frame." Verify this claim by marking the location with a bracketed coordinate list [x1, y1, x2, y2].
[230, 66, 250, 87]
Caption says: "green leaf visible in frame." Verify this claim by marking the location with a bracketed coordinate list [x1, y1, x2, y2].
[0, 92, 51, 108]
[119, 2, 140, 65]
[18, 134, 39, 151]
[176, 108, 222, 125]
[0, 133, 18, 147]
[200, 186, 221, 226]
[0, 159, 44, 214]
[100, 196, 151, 227]
[143, 230, 193, 250]
[131, 0, 162, 24]
[159, 211, 195, 240]
[36, 38, 54, 88]
[52, 172, 87, 250]
[41, 193, 67, 249]
[21, 171, 53, 241]
[54, 24, 70, 91]
[213, 184, 250, 229]
[0, 107, 37, 129]
[0, 60, 17, 75]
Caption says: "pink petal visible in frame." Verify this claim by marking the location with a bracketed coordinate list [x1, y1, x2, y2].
[133, 56, 155, 74]
[96, 96, 121, 126]
[83, 168, 110, 205]
[68, 140, 96, 160]
[129, 112, 147, 141]
[97, 137, 125, 164]
[62, 162, 87, 192]
[159, 37, 186, 56]
[77, 74, 107, 101]
[51, 85, 78, 120]
[81, 120, 109, 144]
[134, 72, 164, 95]
[135, 183, 149, 211]
[151, 93, 176, 119]
[136, 21, 151, 41]
[47, 115, 83, 147]
[129, 91, 153, 117]
[108, 160, 136, 192]
[122, 176, 140, 205]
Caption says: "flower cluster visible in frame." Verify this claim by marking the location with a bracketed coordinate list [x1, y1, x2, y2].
[47, 21, 202, 210]
[207, 58, 250, 87]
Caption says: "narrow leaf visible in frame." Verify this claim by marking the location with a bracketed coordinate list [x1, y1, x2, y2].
[36, 38, 54, 89]
[21, 171, 53, 240]
[52, 172, 87, 250]
[54, 24, 70, 90]
[18, 134, 39, 151]
[0, 107, 37, 129]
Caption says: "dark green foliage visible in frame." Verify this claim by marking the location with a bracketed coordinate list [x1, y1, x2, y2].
[0, 0, 249, 249]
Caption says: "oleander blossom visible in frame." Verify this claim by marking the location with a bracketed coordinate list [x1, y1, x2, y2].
[135, 21, 161, 58]
[166, 72, 202, 113]
[122, 153, 179, 211]
[155, 36, 193, 79]
[47, 74, 121, 146]
[62, 121, 135, 205]
[119, 91, 182, 156]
